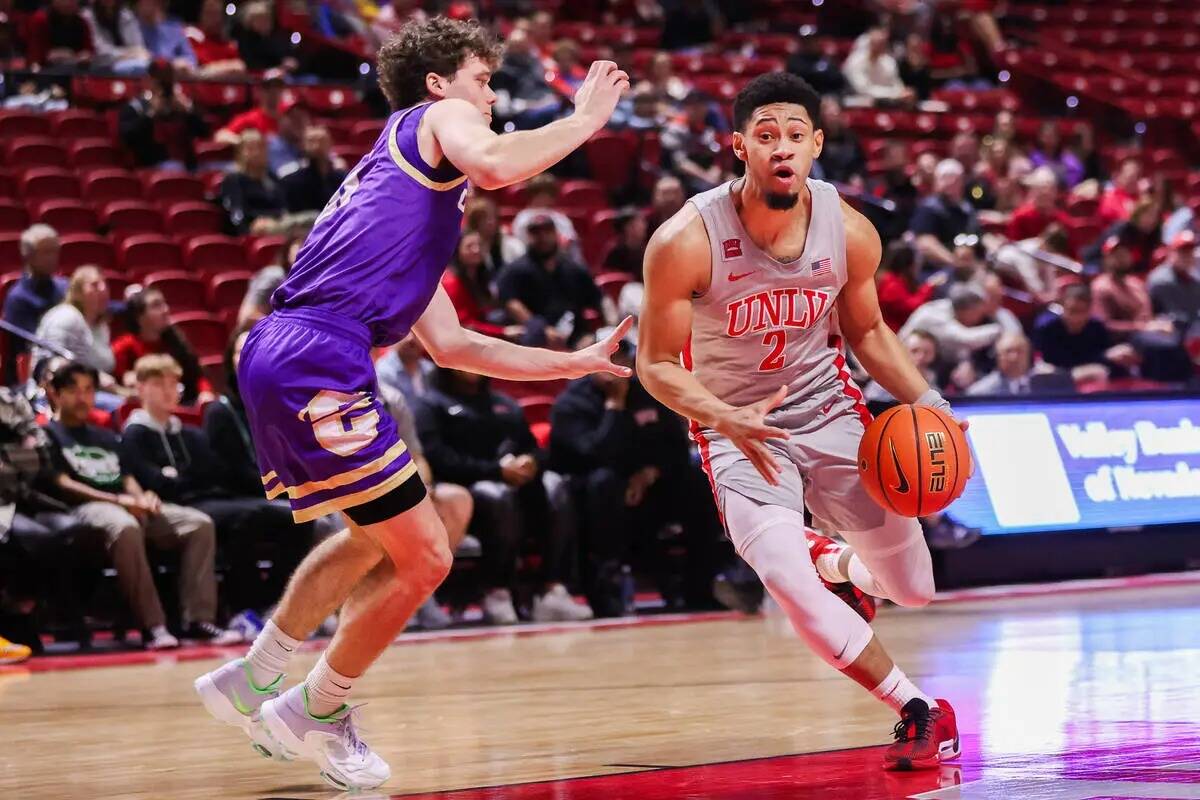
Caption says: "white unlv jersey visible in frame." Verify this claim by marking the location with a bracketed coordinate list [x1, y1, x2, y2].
[686, 178, 852, 411]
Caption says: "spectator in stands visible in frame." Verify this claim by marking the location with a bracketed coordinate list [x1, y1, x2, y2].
[219, 130, 286, 235]
[786, 30, 846, 96]
[816, 96, 865, 186]
[415, 365, 594, 624]
[111, 288, 216, 406]
[647, 174, 685, 236]
[993, 222, 1074, 304]
[1033, 283, 1139, 383]
[899, 282, 1003, 368]
[898, 32, 932, 101]
[42, 361, 238, 650]
[549, 340, 719, 615]
[491, 27, 558, 129]
[499, 215, 604, 348]
[1098, 157, 1142, 227]
[844, 28, 914, 106]
[1091, 237, 1175, 341]
[511, 173, 580, 256]
[660, 0, 722, 50]
[966, 332, 1039, 396]
[868, 142, 919, 242]
[26, 0, 92, 69]
[1069, 122, 1105, 185]
[235, 223, 309, 327]
[601, 208, 649, 278]
[1029, 121, 1084, 189]
[928, 13, 987, 90]
[267, 102, 310, 176]
[186, 0, 247, 77]
[1148, 230, 1200, 326]
[281, 126, 345, 213]
[865, 329, 939, 407]
[118, 59, 208, 170]
[876, 240, 946, 332]
[1086, 199, 1162, 275]
[464, 196, 525, 274]
[122, 354, 309, 613]
[235, 1, 297, 73]
[216, 71, 288, 144]
[135, 0, 196, 73]
[202, 327, 269, 498]
[35, 266, 123, 410]
[369, 0, 426, 48]
[3, 225, 65, 384]
[547, 39, 588, 101]
[375, 333, 434, 407]
[637, 52, 692, 110]
[661, 91, 726, 195]
[441, 230, 519, 339]
[910, 158, 981, 268]
[611, 87, 668, 132]
[1006, 166, 1067, 242]
[83, 0, 150, 74]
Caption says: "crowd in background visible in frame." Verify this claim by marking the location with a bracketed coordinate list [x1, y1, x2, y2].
[1, 0, 1199, 663]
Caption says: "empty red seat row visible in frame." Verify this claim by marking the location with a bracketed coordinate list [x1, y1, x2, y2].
[0, 137, 124, 169]
[71, 75, 368, 116]
[0, 108, 111, 139]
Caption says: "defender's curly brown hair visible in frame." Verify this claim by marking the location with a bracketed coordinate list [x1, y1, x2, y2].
[377, 17, 503, 112]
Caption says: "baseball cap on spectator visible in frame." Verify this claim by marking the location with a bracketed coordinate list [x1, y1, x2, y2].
[1170, 230, 1196, 250]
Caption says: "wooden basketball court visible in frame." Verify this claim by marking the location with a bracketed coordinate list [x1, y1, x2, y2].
[4, 578, 1200, 799]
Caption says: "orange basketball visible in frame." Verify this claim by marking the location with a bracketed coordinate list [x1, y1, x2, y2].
[857, 404, 971, 518]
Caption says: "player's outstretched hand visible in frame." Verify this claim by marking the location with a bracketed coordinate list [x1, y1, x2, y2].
[573, 60, 631, 131]
[714, 385, 790, 486]
[563, 316, 635, 379]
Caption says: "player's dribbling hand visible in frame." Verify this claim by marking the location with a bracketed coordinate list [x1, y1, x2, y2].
[565, 316, 635, 379]
[573, 60, 631, 130]
[714, 385, 791, 486]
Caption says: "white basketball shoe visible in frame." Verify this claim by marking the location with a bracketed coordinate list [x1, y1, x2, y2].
[194, 658, 290, 760]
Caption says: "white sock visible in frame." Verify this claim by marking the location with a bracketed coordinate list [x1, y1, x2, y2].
[871, 665, 936, 715]
[304, 653, 354, 719]
[814, 547, 848, 584]
[246, 620, 301, 689]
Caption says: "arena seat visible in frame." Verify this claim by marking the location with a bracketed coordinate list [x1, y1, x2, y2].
[71, 75, 139, 106]
[34, 200, 99, 234]
[0, 234, 20, 269]
[101, 201, 165, 235]
[4, 138, 68, 168]
[143, 271, 207, 312]
[69, 139, 124, 169]
[18, 168, 81, 201]
[184, 235, 247, 273]
[246, 235, 286, 268]
[49, 109, 111, 139]
[0, 201, 30, 233]
[59, 234, 116, 270]
[143, 172, 206, 204]
[170, 311, 229, 357]
[594, 272, 633, 305]
[82, 170, 144, 204]
[118, 234, 184, 275]
[0, 110, 52, 137]
[164, 202, 224, 236]
[208, 270, 252, 311]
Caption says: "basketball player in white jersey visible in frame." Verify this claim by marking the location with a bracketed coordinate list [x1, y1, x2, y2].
[638, 73, 963, 770]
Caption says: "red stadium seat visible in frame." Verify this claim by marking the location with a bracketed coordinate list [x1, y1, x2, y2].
[332, 145, 368, 165]
[143, 271, 207, 312]
[4, 137, 68, 167]
[82, 169, 144, 204]
[69, 138, 123, 169]
[118, 234, 183, 274]
[0, 201, 30, 233]
[517, 395, 555, 426]
[169, 311, 228, 357]
[0, 235, 21, 270]
[33, 200, 99, 234]
[559, 180, 608, 211]
[59, 234, 116, 270]
[49, 109, 111, 139]
[246, 235, 286, 268]
[209, 270, 252, 310]
[71, 76, 140, 106]
[142, 172, 206, 203]
[184, 234, 247, 273]
[583, 209, 620, 268]
[201, 354, 227, 395]
[297, 85, 366, 115]
[18, 168, 81, 201]
[594, 271, 632, 305]
[0, 110, 52, 137]
[584, 132, 637, 195]
[102, 269, 131, 300]
[194, 141, 234, 166]
[164, 202, 224, 236]
[181, 80, 249, 109]
[351, 120, 385, 146]
[101, 201, 165, 234]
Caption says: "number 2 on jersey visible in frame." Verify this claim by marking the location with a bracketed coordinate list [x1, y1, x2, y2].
[758, 330, 787, 372]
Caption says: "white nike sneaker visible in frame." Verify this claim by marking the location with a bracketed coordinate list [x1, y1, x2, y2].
[194, 658, 290, 761]
[532, 584, 595, 622]
[482, 588, 519, 625]
[260, 685, 390, 792]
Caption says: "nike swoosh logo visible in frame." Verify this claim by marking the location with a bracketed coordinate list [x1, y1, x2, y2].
[728, 271, 754, 281]
[889, 440, 910, 494]
[230, 687, 253, 716]
[331, 681, 351, 690]
[275, 641, 294, 653]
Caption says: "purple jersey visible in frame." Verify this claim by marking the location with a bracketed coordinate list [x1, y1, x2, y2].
[272, 102, 468, 347]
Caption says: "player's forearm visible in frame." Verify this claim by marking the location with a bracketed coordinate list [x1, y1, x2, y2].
[474, 114, 596, 189]
[637, 358, 734, 431]
[849, 322, 931, 405]
[434, 328, 574, 381]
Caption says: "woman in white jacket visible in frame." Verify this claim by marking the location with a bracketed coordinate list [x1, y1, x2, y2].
[35, 266, 126, 411]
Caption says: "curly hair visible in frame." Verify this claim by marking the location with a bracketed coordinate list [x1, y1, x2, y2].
[376, 16, 502, 112]
[732, 72, 822, 132]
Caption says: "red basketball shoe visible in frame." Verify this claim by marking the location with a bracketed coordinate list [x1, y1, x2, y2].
[805, 529, 876, 622]
[883, 698, 961, 771]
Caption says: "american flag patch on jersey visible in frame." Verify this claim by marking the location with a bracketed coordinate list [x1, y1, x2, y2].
[811, 257, 831, 276]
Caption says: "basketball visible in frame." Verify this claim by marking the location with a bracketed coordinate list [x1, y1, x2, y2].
[857, 405, 971, 517]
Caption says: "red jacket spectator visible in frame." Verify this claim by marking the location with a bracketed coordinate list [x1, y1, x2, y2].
[26, 0, 93, 67]
[875, 241, 940, 331]
[441, 231, 510, 339]
[1097, 158, 1141, 227]
[112, 334, 214, 398]
[441, 272, 507, 338]
[1006, 202, 1069, 242]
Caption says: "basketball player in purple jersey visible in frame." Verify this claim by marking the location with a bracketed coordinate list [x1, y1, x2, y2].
[194, 18, 631, 790]
[638, 73, 966, 771]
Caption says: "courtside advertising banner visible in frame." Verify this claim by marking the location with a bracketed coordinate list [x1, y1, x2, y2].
[948, 395, 1200, 535]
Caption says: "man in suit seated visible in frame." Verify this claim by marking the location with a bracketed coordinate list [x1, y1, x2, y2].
[967, 331, 1072, 396]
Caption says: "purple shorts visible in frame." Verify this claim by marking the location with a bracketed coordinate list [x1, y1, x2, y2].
[239, 307, 420, 523]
